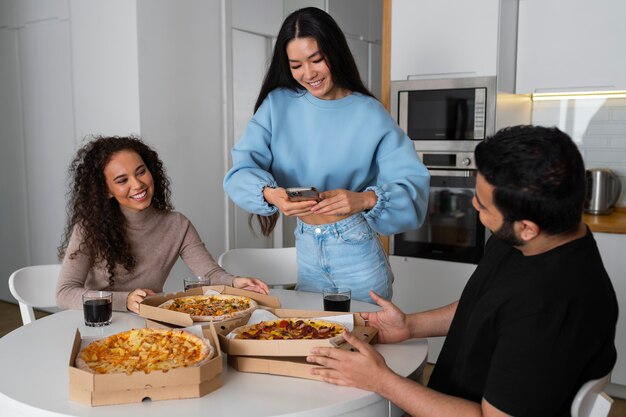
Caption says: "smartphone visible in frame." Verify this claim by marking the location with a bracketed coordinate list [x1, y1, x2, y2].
[286, 187, 320, 202]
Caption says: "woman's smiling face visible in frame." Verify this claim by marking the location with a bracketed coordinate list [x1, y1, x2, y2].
[286, 37, 347, 100]
[104, 150, 154, 212]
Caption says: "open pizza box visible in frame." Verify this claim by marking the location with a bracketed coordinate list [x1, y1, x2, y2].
[218, 308, 378, 357]
[139, 285, 281, 335]
[68, 324, 222, 406]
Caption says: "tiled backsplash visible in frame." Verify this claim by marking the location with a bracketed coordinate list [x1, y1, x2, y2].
[532, 98, 626, 207]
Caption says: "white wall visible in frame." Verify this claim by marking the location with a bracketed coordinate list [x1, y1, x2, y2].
[532, 98, 626, 207]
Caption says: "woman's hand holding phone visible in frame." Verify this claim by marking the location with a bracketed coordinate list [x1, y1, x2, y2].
[263, 186, 319, 217]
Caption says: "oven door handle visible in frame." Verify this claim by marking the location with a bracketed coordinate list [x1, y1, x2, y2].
[427, 169, 477, 177]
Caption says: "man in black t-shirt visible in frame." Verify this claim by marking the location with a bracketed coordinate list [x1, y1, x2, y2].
[306, 125, 618, 417]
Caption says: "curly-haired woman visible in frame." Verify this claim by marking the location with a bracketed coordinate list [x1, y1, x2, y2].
[56, 136, 268, 314]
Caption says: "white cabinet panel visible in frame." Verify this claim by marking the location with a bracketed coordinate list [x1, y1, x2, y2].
[231, 28, 273, 249]
[593, 232, 626, 389]
[69, 0, 140, 139]
[19, 19, 75, 265]
[390, 256, 476, 362]
[516, 0, 626, 92]
[391, 0, 500, 81]
[232, 0, 284, 37]
[0, 27, 29, 302]
[328, 0, 370, 40]
[136, 1, 230, 262]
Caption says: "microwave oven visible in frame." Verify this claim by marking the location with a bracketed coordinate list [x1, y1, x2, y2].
[390, 76, 531, 157]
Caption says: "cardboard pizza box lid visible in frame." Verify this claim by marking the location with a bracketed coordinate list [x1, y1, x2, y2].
[146, 313, 250, 336]
[68, 324, 222, 405]
[218, 309, 378, 357]
[139, 285, 280, 327]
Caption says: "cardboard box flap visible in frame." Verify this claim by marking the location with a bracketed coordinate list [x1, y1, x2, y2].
[139, 285, 281, 326]
[69, 377, 222, 407]
[228, 356, 324, 381]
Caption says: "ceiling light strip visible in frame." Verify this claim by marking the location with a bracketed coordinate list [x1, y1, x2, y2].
[532, 91, 626, 101]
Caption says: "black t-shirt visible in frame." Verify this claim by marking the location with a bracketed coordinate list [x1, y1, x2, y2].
[428, 229, 618, 417]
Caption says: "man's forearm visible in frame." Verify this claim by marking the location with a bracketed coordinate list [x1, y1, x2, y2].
[407, 301, 458, 339]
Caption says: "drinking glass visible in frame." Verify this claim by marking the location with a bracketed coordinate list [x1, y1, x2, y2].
[183, 276, 211, 292]
[82, 291, 112, 327]
[323, 287, 351, 312]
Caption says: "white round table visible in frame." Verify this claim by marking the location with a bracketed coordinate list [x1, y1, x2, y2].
[0, 289, 428, 417]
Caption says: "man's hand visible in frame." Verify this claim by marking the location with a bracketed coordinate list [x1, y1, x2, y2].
[306, 330, 394, 392]
[360, 290, 411, 343]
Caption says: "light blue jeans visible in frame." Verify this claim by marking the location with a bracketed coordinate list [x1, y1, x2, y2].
[294, 214, 393, 304]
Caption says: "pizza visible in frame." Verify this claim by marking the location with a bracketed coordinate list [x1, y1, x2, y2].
[158, 294, 258, 322]
[231, 318, 346, 340]
[75, 328, 213, 375]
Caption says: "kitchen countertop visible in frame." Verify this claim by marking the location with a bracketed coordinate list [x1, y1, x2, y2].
[583, 206, 626, 234]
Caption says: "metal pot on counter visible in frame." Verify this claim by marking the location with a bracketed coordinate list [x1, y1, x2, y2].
[585, 168, 622, 215]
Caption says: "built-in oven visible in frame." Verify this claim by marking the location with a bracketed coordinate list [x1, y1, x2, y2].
[391, 166, 485, 264]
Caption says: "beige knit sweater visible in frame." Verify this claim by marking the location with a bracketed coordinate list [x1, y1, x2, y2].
[56, 206, 234, 311]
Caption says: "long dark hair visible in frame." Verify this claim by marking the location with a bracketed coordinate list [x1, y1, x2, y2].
[58, 136, 173, 283]
[252, 7, 375, 236]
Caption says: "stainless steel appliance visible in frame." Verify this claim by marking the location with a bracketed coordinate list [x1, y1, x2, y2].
[585, 168, 622, 215]
[391, 169, 485, 263]
[390, 76, 531, 155]
[390, 76, 531, 264]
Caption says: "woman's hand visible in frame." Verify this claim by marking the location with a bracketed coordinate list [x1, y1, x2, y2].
[126, 288, 157, 314]
[311, 189, 377, 216]
[263, 187, 318, 217]
[232, 276, 270, 295]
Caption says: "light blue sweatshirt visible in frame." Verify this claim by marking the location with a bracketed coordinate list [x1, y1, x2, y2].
[223, 88, 430, 236]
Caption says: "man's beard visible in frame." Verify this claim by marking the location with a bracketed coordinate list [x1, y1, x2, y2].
[493, 219, 524, 247]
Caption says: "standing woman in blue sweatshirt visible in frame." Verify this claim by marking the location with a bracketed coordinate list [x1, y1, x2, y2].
[223, 7, 429, 303]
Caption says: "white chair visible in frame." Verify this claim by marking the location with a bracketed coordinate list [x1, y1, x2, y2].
[218, 247, 297, 289]
[8, 264, 61, 325]
[571, 373, 614, 417]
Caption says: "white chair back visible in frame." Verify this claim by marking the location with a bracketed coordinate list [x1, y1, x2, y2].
[218, 247, 297, 289]
[8, 264, 61, 325]
[571, 373, 613, 417]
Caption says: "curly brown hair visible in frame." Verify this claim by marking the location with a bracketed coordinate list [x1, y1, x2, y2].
[58, 136, 173, 283]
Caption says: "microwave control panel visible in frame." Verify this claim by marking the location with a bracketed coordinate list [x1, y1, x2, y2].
[417, 151, 477, 170]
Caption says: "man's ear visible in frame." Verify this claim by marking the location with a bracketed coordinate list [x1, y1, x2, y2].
[516, 220, 540, 241]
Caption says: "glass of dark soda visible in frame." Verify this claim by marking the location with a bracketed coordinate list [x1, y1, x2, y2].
[323, 287, 351, 312]
[183, 276, 212, 292]
[82, 291, 112, 327]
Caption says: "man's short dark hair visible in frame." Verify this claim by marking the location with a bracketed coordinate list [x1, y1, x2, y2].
[475, 125, 585, 235]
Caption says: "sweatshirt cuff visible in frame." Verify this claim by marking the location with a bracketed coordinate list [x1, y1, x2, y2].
[258, 179, 278, 214]
[363, 185, 388, 220]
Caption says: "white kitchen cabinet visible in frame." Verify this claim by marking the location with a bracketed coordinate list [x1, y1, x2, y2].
[593, 232, 626, 396]
[231, 0, 284, 37]
[390, 256, 476, 362]
[516, 0, 626, 93]
[328, 0, 382, 43]
[390, 0, 502, 82]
